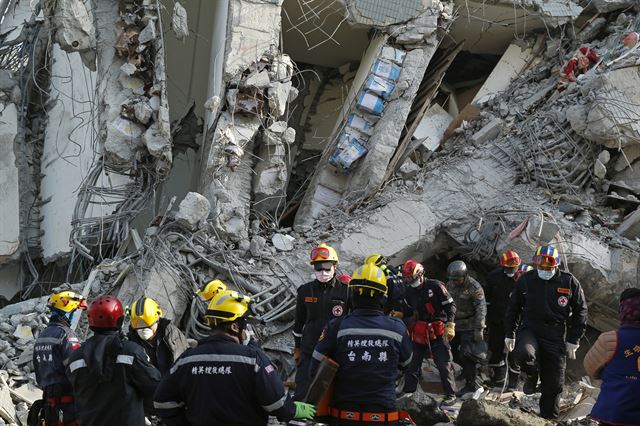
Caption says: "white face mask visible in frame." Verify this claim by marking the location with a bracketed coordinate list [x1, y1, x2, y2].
[137, 328, 155, 341]
[410, 280, 421, 288]
[315, 270, 334, 283]
[537, 269, 555, 281]
[505, 272, 515, 278]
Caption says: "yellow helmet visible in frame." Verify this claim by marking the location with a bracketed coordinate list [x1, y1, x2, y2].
[130, 297, 163, 329]
[310, 243, 339, 264]
[205, 291, 253, 327]
[197, 280, 228, 301]
[350, 264, 388, 296]
[48, 291, 87, 313]
[364, 254, 386, 267]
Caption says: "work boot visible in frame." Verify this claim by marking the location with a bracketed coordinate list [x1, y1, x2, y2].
[523, 372, 538, 395]
[489, 366, 507, 388]
[456, 382, 483, 397]
[440, 394, 457, 406]
[506, 370, 520, 391]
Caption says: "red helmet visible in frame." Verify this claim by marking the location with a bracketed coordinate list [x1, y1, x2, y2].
[87, 295, 125, 329]
[337, 274, 352, 284]
[499, 250, 521, 268]
[401, 260, 424, 279]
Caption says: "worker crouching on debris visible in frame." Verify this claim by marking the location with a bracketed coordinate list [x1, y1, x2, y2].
[33, 291, 86, 426]
[153, 291, 315, 425]
[399, 260, 457, 406]
[310, 263, 412, 425]
[485, 250, 522, 390]
[293, 243, 350, 399]
[364, 254, 404, 317]
[585, 288, 640, 426]
[66, 295, 161, 426]
[446, 260, 487, 396]
[505, 245, 588, 419]
[128, 296, 189, 375]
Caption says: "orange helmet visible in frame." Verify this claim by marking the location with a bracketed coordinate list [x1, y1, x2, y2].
[310, 243, 339, 264]
[401, 260, 424, 279]
[499, 250, 521, 269]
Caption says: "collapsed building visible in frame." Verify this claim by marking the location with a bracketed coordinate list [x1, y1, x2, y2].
[1, 0, 640, 423]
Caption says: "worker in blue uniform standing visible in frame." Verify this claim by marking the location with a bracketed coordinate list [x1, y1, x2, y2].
[293, 243, 350, 399]
[154, 291, 315, 426]
[33, 291, 86, 426]
[505, 245, 588, 420]
[399, 260, 457, 406]
[310, 263, 412, 426]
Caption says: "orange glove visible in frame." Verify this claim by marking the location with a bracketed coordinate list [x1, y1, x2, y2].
[294, 348, 301, 364]
[444, 322, 455, 342]
[390, 310, 404, 319]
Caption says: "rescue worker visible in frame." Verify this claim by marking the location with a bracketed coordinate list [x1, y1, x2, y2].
[399, 260, 457, 406]
[66, 295, 161, 426]
[33, 291, 86, 426]
[446, 260, 487, 396]
[485, 250, 521, 390]
[293, 243, 350, 399]
[154, 291, 315, 425]
[310, 263, 412, 426]
[584, 288, 640, 426]
[514, 264, 533, 282]
[127, 296, 189, 375]
[364, 254, 405, 316]
[505, 245, 588, 419]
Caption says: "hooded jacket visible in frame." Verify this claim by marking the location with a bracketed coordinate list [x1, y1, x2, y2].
[128, 318, 189, 375]
[66, 331, 161, 426]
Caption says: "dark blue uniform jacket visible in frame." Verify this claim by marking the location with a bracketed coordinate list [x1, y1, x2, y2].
[310, 309, 412, 412]
[153, 335, 296, 426]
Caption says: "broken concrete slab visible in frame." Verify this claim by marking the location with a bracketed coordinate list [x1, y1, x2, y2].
[457, 399, 554, 426]
[250, 236, 266, 257]
[253, 123, 294, 214]
[617, 208, 640, 238]
[413, 103, 453, 151]
[51, 0, 96, 70]
[175, 192, 211, 230]
[474, 43, 534, 104]
[243, 70, 270, 89]
[0, 380, 15, 424]
[592, 0, 636, 13]
[614, 145, 640, 171]
[172, 1, 189, 40]
[268, 81, 292, 118]
[581, 66, 640, 148]
[398, 160, 421, 179]
[594, 159, 607, 180]
[224, 0, 282, 81]
[272, 233, 294, 252]
[471, 118, 503, 144]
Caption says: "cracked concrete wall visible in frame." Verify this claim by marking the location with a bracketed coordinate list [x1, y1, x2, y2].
[0, 102, 20, 263]
[40, 47, 97, 262]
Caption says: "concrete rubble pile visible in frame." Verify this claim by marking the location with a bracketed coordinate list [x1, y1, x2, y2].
[2, 0, 640, 423]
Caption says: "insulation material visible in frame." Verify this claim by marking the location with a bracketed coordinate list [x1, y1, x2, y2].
[347, 114, 375, 135]
[372, 59, 402, 82]
[356, 90, 385, 116]
[364, 75, 396, 99]
[329, 136, 369, 172]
